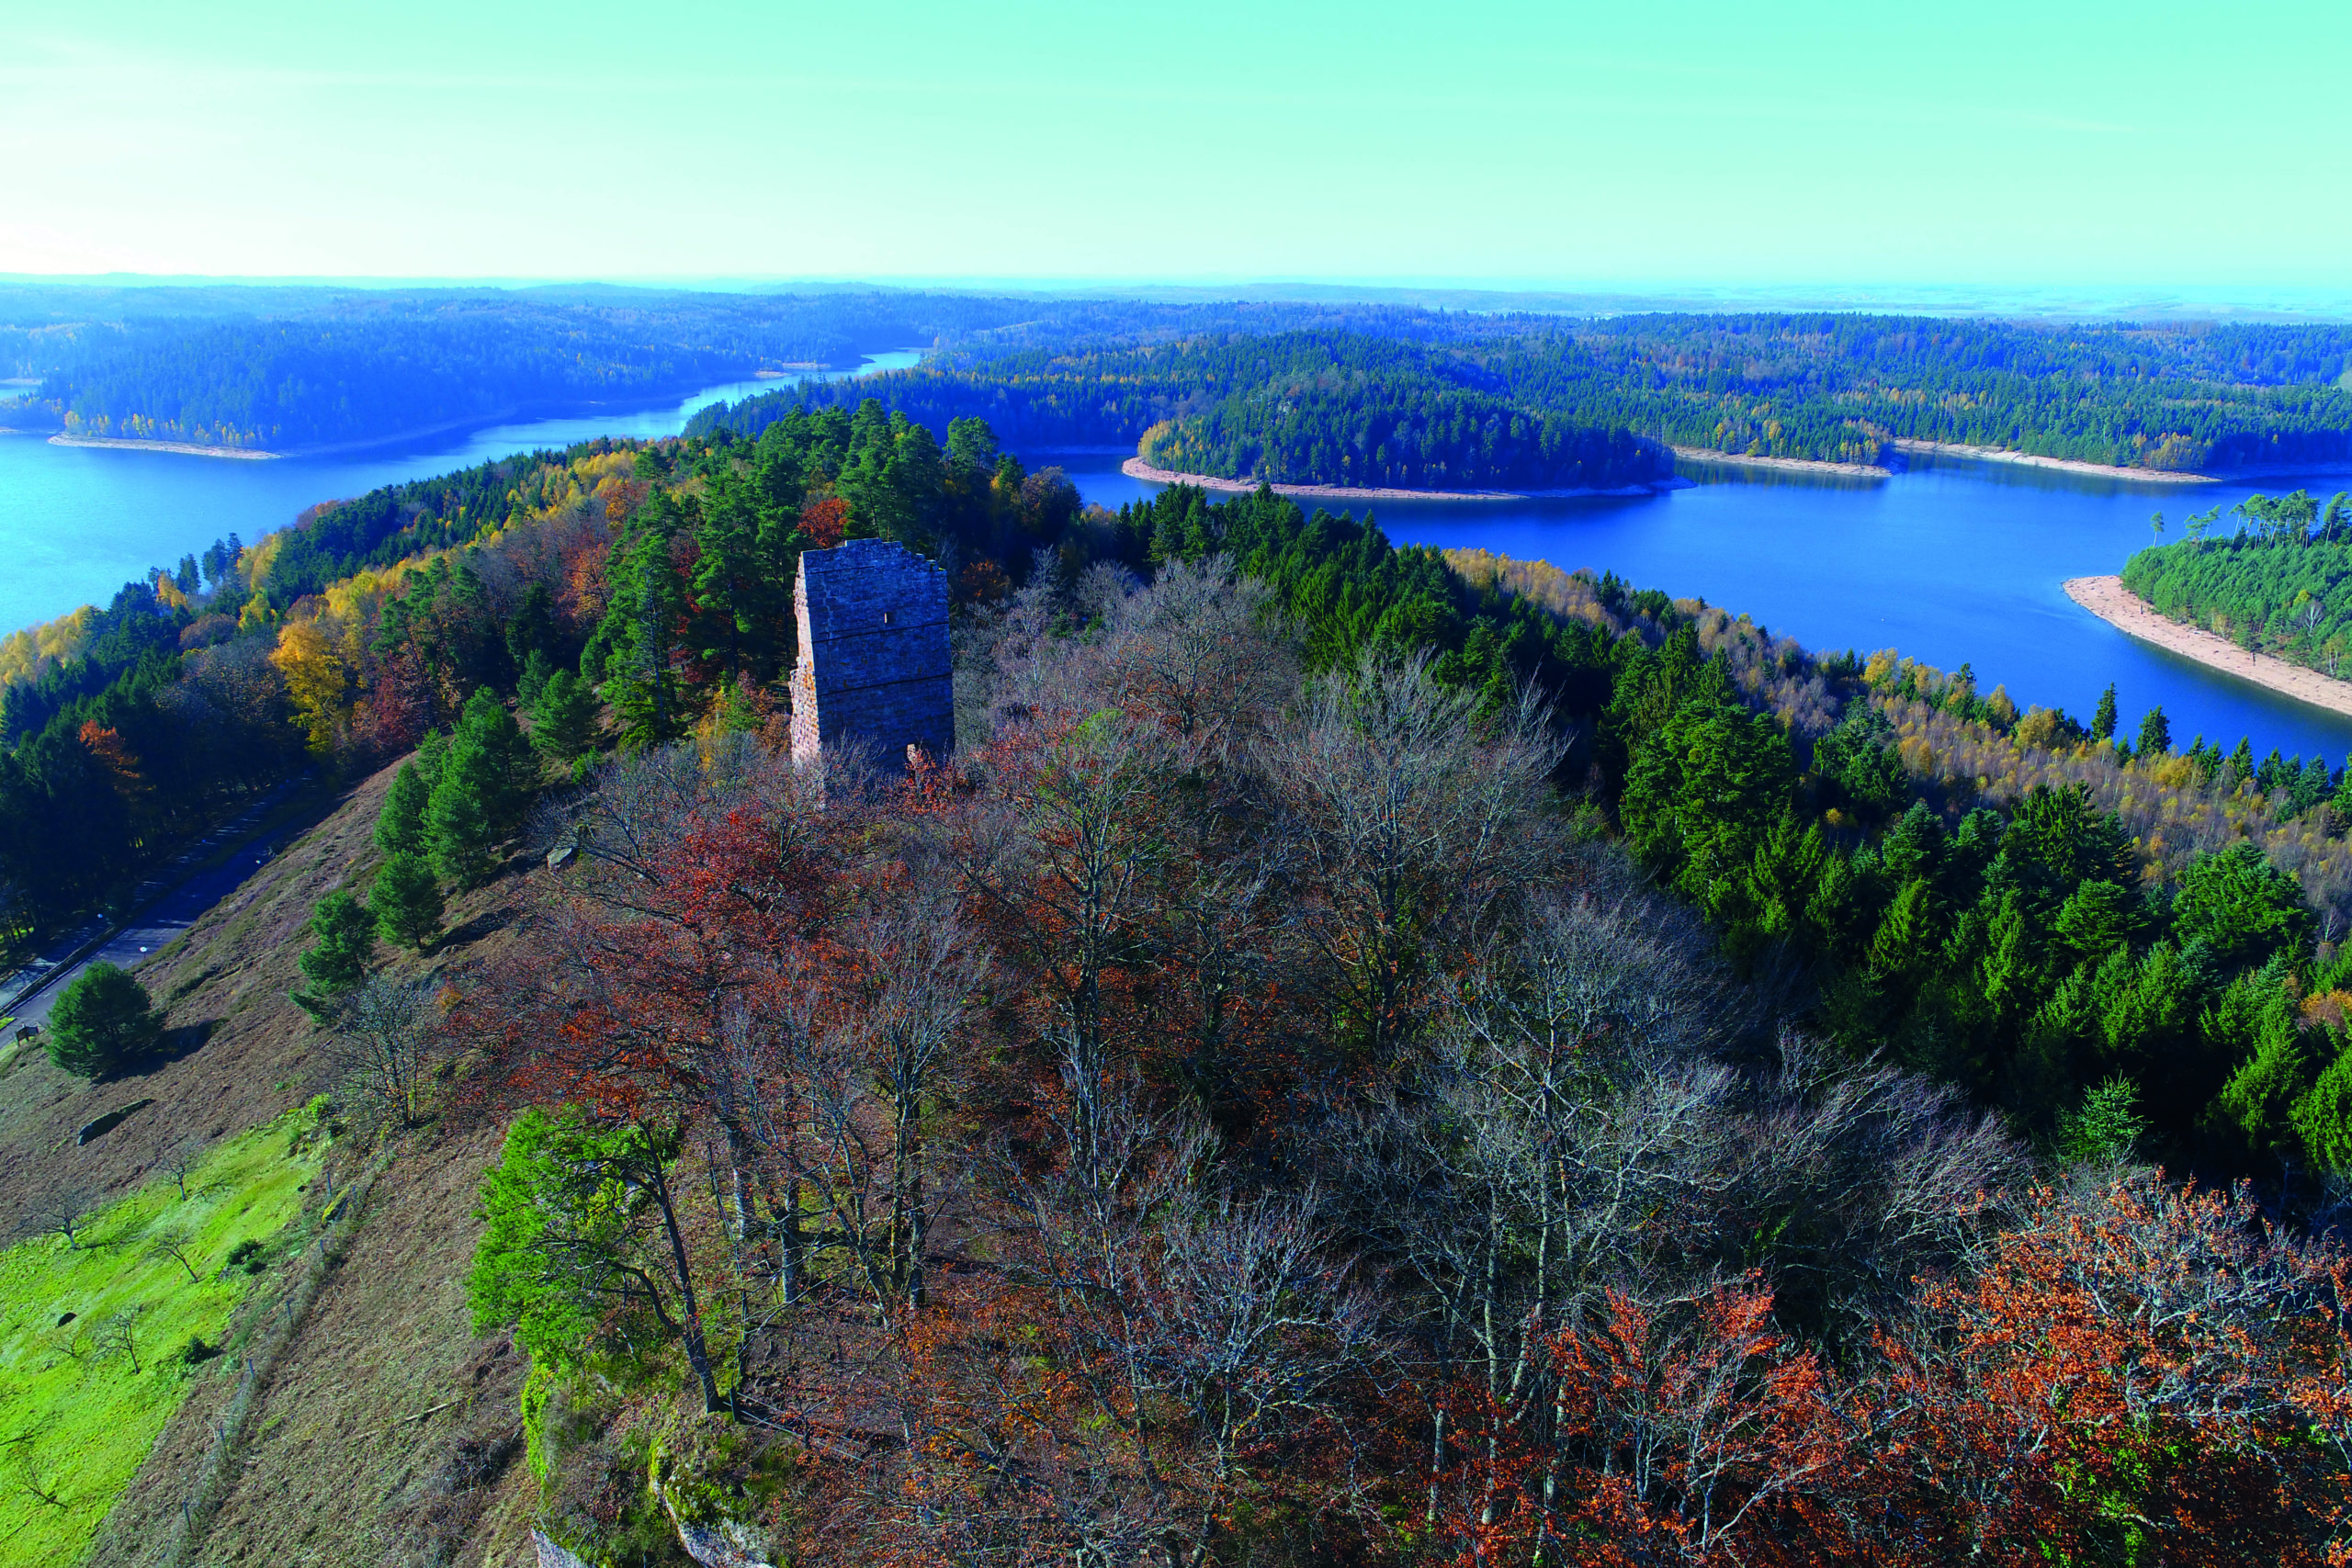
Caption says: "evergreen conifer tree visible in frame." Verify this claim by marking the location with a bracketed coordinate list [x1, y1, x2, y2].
[376, 758, 434, 856]
[452, 689, 534, 838]
[515, 648, 555, 710]
[2056, 1077, 2148, 1162]
[292, 888, 377, 1021]
[47, 964, 164, 1078]
[2227, 736, 2256, 789]
[373, 852, 445, 953]
[529, 670, 600, 765]
[426, 754, 497, 889]
[585, 498, 689, 750]
[2136, 705, 2171, 756]
[2211, 986, 2313, 1164]
[2293, 1043, 2352, 1174]
[2090, 682, 2119, 741]
[692, 485, 766, 680]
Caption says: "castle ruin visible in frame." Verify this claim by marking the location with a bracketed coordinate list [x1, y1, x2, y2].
[788, 539, 954, 770]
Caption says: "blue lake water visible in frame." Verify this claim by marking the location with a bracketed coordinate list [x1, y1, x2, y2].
[4, 368, 2351, 766]
[1054, 450, 2352, 767]
[0, 352, 919, 639]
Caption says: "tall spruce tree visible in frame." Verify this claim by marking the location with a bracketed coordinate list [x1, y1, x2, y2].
[376, 757, 434, 857]
[2090, 682, 2119, 742]
[426, 753, 497, 888]
[529, 669, 599, 765]
[373, 852, 445, 953]
[292, 888, 377, 1021]
[584, 493, 688, 750]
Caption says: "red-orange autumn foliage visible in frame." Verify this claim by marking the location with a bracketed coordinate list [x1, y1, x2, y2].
[800, 496, 848, 550]
[451, 568, 2352, 1568]
[1854, 1179, 2352, 1567]
[77, 721, 150, 810]
[1422, 1179, 2352, 1568]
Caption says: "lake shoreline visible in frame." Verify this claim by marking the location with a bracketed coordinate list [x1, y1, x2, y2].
[1897, 439, 2214, 484]
[51, 434, 278, 460]
[1119, 457, 1675, 502]
[2064, 574, 2352, 719]
[36, 375, 812, 466]
[1671, 445, 1891, 479]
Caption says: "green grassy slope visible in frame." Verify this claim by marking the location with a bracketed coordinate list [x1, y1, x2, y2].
[0, 1106, 329, 1564]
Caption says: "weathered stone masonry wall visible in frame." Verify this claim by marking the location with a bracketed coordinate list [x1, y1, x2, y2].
[788, 539, 954, 767]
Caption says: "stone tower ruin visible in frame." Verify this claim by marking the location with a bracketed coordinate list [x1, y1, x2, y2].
[788, 538, 953, 770]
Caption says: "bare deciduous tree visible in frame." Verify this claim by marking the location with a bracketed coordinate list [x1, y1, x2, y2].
[328, 974, 443, 1132]
[163, 1138, 202, 1201]
[17, 1450, 66, 1510]
[774, 886, 989, 1321]
[39, 1188, 93, 1251]
[1268, 650, 1566, 1063]
[148, 1224, 205, 1284]
[95, 1307, 143, 1374]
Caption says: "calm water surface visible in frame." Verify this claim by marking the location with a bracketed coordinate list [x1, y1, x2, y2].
[1056, 450, 2352, 766]
[0, 352, 919, 639]
[6, 382, 2351, 764]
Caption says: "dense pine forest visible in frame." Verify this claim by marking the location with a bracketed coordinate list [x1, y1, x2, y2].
[693, 316, 2352, 479]
[12, 409, 2352, 1562]
[2122, 487, 2352, 671]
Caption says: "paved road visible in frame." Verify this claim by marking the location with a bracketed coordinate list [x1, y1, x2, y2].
[1, 779, 309, 1033]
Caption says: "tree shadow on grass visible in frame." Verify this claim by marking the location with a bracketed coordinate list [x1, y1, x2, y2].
[129, 1018, 217, 1077]
[436, 908, 514, 953]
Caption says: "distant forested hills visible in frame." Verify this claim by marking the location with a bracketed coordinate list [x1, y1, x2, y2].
[2, 289, 1041, 452]
[692, 314, 2352, 479]
[11, 280, 2352, 473]
[1549, 315, 2352, 471]
[0, 286, 1486, 455]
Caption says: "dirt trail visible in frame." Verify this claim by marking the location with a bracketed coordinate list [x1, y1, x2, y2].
[2064, 574, 2352, 719]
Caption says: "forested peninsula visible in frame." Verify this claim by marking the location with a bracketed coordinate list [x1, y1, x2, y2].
[21, 403, 2352, 1561]
[690, 314, 2352, 484]
[2120, 488, 2352, 678]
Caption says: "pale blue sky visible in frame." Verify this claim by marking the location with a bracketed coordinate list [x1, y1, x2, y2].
[1, 0, 2345, 289]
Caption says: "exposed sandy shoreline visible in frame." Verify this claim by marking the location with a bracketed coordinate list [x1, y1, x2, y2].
[1120, 457, 1669, 502]
[1671, 445, 1891, 479]
[49, 434, 277, 460]
[1895, 439, 2213, 484]
[2064, 574, 2352, 719]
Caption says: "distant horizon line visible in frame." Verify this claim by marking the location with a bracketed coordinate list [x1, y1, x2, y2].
[5, 271, 2352, 322]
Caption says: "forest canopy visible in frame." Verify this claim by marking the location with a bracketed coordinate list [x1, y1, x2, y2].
[2123, 489, 2352, 672]
[16, 280, 2352, 473]
[14, 407, 2352, 1560]
[692, 315, 2352, 478]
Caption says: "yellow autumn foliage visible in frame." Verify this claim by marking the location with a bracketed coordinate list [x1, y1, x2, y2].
[241, 531, 288, 592]
[319, 552, 447, 623]
[0, 604, 97, 686]
[269, 617, 356, 756]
